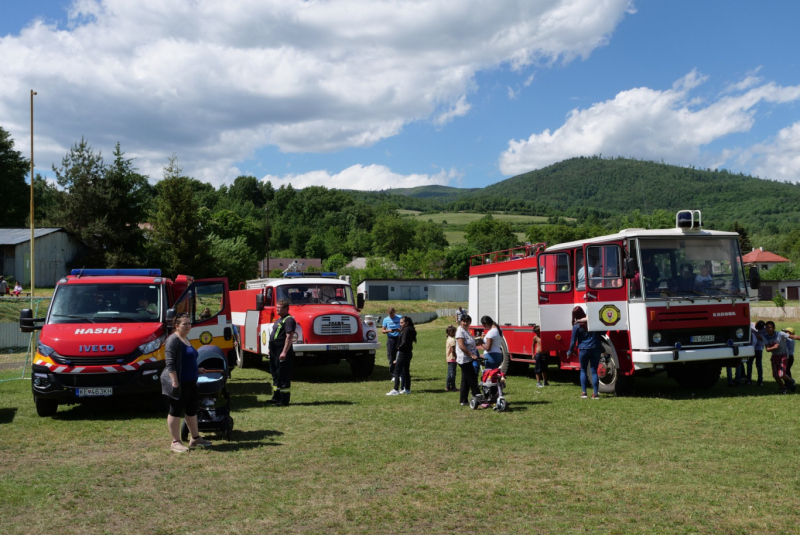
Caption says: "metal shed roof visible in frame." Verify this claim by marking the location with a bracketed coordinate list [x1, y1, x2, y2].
[0, 228, 64, 246]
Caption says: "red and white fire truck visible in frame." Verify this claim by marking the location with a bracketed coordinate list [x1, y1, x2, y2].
[468, 210, 759, 394]
[230, 272, 380, 378]
[20, 268, 235, 416]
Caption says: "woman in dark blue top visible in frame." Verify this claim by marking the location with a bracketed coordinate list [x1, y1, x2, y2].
[568, 306, 603, 399]
[160, 313, 210, 452]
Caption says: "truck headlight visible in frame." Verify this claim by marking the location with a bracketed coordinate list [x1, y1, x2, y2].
[138, 334, 165, 355]
[652, 333, 662, 344]
[735, 328, 744, 339]
[292, 332, 299, 342]
[37, 341, 56, 357]
[366, 330, 376, 341]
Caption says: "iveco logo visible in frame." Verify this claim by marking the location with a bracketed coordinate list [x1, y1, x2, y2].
[78, 345, 115, 353]
[712, 312, 736, 317]
[329, 321, 342, 325]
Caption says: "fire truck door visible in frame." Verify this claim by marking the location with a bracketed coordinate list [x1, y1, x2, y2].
[536, 252, 573, 352]
[244, 310, 260, 352]
[171, 279, 234, 350]
[582, 243, 628, 332]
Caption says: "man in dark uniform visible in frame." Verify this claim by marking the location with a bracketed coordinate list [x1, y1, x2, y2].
[268, 299, 296, 406]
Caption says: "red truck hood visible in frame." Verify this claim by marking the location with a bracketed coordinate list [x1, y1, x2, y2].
[41, 323, 163, 356]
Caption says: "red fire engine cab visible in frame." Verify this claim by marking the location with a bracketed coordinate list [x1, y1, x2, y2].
[230, 272, 380, 378]
[468, 210, 759, 394]
[20, 268, 235, 416]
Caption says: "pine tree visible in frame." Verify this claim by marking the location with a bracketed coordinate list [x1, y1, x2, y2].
[149, 155, 207, 277]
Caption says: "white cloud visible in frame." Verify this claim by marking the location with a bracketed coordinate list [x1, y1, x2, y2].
[739, 122, 800, 182]
[0, 0, 634, 185]
[262, 164, 461, 190]
[498, 70, 800, 176]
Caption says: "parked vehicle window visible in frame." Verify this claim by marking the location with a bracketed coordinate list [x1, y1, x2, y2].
[538, 253, 571, 293]
[276, 284, 354, 305]
[49, 284, 162, 323]
[587, 245, 622, 289]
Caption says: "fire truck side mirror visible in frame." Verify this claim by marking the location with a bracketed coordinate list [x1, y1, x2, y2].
[624, 258, 638, 279]
[749, 266, 760, 290]
[165, 308, 176, 325]
[357, 293, 365, 309]
[19, 309, 43, 332]
[255, 294, 265, 311]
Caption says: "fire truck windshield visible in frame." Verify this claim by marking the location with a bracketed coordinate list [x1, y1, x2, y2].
[638, 237, 747, 299]
[276, 284, 354, 305]
[48, 284, 162, 323]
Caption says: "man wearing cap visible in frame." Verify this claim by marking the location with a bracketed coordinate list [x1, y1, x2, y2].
[783, 327, 796, 379]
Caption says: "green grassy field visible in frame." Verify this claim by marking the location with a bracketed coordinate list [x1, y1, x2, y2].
[2, 315, 800, 534]
[407, 212, 549, 226]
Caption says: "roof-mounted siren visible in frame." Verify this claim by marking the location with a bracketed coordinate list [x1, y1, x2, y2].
[676, 210, 702, 231]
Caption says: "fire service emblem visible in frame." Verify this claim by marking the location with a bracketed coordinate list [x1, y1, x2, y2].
[599, 304, 621, 326]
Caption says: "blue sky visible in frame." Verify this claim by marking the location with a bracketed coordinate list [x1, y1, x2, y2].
[2, 1, 799, 190]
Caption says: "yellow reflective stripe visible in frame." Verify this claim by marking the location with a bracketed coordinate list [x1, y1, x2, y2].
[272, 316, 293, 340]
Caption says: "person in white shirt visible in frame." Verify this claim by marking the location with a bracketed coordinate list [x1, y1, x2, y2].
[455, 315, 480, 406]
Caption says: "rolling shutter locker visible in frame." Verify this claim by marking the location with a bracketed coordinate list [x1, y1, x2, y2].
[478, 275, 496, 321]
[498, 273, 518, 326]
[521, 270, 540, 326]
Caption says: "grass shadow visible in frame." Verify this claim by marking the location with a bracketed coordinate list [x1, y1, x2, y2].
[210, 429, 285, 451]
[0, 407, 18, 424]
[294, 363, 392, 384]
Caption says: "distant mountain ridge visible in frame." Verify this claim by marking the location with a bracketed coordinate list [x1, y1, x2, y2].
[346, 156, 800, 231]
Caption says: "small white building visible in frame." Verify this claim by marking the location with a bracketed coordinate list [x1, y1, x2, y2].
[0, 228, 85, 287]
[358, 278, 468, 302]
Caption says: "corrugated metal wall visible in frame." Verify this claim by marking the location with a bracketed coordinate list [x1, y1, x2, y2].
[428, 285, 468, 302]
[9, 232, 83, 287]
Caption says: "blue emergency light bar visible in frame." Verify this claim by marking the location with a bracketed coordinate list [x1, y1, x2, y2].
[283, 272, 338, 278]
[70, 268, 162, 277]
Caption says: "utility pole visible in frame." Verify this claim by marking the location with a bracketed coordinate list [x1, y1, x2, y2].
[30, 89, 37, 300]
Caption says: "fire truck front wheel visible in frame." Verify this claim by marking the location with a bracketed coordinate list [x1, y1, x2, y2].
[596, 342, 634, 395]
[349, 353, 375, 378]
[35, 396, 58, 417]
[240, 350, 262, 368]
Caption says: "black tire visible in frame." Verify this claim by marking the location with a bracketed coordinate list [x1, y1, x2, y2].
[181, 420, 189, 442]
[506, 360, 529, 376]
[350, 353, 375, 378]
[469, 396, 479, 410]
[35, 397, 58, 417]
[242, 351, 262, 368]
[694, 365, 722, 389]
[596, 340, 635, 395]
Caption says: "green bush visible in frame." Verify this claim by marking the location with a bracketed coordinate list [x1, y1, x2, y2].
[773, 294, 787, 309]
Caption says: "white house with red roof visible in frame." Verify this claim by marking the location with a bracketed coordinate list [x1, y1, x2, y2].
[741, 247, 790, 272]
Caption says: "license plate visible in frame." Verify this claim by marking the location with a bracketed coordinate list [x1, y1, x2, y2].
[690, 335, 714, 343]
[327, 344, 349, 351]
[76, 387, 113, 397]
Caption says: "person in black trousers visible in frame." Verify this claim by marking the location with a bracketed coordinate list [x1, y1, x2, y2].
[268, 300, 296, 406]
[387, 317, 417, 395]
[455, 314, 480, 405]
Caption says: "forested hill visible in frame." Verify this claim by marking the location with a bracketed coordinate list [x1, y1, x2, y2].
[481, 157, 800, 231]
[351, 156, 800, 232]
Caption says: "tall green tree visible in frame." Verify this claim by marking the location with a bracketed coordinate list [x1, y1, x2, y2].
[52, 140, 149, 267]
[464, 214, 518, 253]
[0, 127, 29, 227]
[148, 155, 207, 276]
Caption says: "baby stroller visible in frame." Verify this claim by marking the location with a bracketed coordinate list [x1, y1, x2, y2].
[181, 345, 234, 441]
[470, 359, 508, 412]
